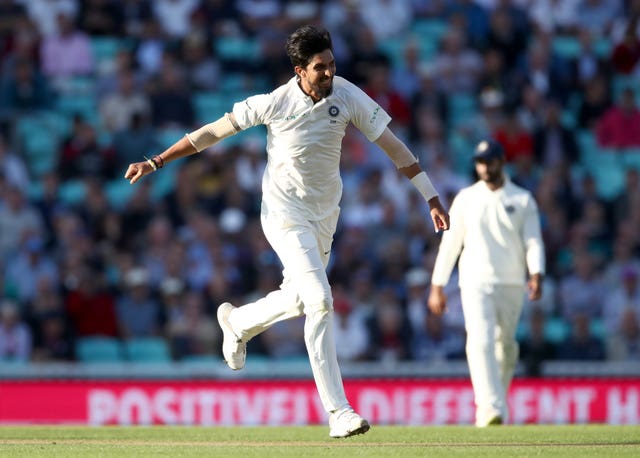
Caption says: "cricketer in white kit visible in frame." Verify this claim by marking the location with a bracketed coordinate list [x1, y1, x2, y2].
[428, 139, 545, 427]
[124, 25, 450, 437]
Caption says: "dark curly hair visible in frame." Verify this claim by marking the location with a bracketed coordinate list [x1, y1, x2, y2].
[285, 25, 333, 68]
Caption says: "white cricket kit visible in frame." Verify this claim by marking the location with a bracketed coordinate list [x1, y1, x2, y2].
[431, 177, 545, 425]
[228, 76, 391, 413]
[233, 76, 390, 221]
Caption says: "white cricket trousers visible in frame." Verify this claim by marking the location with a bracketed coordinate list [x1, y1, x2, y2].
[460, 284, 524, 426]
[228, 205, 349, 413]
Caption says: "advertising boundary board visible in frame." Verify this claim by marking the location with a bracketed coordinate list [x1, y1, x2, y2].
[0, 378, 638, 425]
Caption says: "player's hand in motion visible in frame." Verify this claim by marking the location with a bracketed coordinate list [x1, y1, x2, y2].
[124, 160, 154, 184]
[428, 285, 447, 316]
[527, 273, 543, 301]
[428, 196, 450, 233]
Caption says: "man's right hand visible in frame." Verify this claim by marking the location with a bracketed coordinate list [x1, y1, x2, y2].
[124, 161, 154, 184]
[428, 284, 448, 315]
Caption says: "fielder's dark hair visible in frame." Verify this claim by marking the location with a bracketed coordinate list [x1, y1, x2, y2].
[285, 25, 333, 68]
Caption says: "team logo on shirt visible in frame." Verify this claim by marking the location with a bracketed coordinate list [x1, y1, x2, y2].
[505, 205, 515, 214]
[328, 105, 340, 117]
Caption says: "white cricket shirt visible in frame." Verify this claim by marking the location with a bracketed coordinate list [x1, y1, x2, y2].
[431, 177, 545, 288]
[232, 76, 391, 221]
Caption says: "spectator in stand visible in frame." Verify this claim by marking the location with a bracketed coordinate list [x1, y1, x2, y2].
[40, 11, 94, 87]
[559, 250, 605, 321]
[151, 0, 200, 40]
[596, 87, 640, 148]
[612, 169, 640, 227]
[0, 57, 53, 111]
[148, 61, 194, 128]
[493, 107, 534, 164]
[65, 264, 119, 338]
[485, 5, 528, 72]
[21, 0, 77, 38]
[135, 18, 167, 79]
[0, 133, 30, 193]
[30, 310, 74, 362]
[166, 289, 219, 360]
[409, 64, 448, 136]
[518, 306, 557, 376]
[601, 234, 640, 290]
[100, 69, 151, 133]
[576, 0, 623, 37]
[528, 0, 579, 34]
[0, 0, 27, 61]
[389, 38, 423, 101]
[181, 33, 220, 92]
[444, 0, 490, 46]
[57, 115, 117, 181]
[359, 0, 412, 42]
[4, 237, 58, 304]
[603, 265, 640, 336]
[557, 312, 605, 360]
[458, 87, 506, 145]
[411, 309, 465, 362]
[194, 0, 241, 38]
[332, 285, 370, 362]
[573, 28, 611, 91]
[0, 184, 44, 261]
[577, 74, 612, 130]
[77, 0, 125, 36]
[0, 300, 32, 362]
[606, 308, 640, 361]
[477, 48, 521, 109]
[112, 111, 158, 170]
[522, 35, 573, 104]
[363, 57, 411, 136]
[116, 266, 163, 339]
[610, 14, 640, 75]
[431, 28, 483, 96]
[366, 287, 412, 362]
[533, 99, 579, 168]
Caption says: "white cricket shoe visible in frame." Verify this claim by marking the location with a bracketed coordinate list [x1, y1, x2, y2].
[217, 302, 246, 370]
[329, 408, 370, 438]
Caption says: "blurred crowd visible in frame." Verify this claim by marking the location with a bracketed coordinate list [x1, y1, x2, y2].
[1, 0, 640, 372]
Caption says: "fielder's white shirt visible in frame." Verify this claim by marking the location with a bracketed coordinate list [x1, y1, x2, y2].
[431, 177, 545, 288]
[232, 75, 391, 221]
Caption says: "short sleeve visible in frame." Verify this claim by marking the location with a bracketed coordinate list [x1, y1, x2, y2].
[232, 93, 273, 130]
[347, 84, 392, 142]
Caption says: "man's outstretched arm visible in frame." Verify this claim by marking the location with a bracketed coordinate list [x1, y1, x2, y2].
[124, 113, 241, 184]
[375, 127, 450, 232]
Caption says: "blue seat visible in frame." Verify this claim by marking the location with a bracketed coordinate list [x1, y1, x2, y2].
[552, 36, 580, 59]
[214, 37, 260, 61]
[76, 337, 124, 363]
[411, 19, 448, 42]
[124, 338, 172, 363]
[544, 318, 570, 344]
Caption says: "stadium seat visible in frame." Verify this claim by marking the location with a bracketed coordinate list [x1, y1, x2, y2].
[214, 37, 261, 61]
[411, 19, 448, 43]
[552, 36, 580, 59]
[55, 94, 99, 125]
[59, 179, 87, 206]
[123, 338, 172, 363]
[621, 148, 640, 171]
[544, 318, 570, 344]
[105, 179, 136, 210]
[76, 337, 124, 363]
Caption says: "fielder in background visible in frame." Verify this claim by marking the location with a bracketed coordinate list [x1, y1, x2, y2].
[124, 25, 449, 437]
[428, 139, 545, 427]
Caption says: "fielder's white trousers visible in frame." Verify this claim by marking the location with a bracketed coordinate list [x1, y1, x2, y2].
[460, 284, 524, 426]
[228, 205, 348, 413]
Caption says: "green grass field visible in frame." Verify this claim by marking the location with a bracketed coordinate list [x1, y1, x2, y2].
[1, 425, 639, 457]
